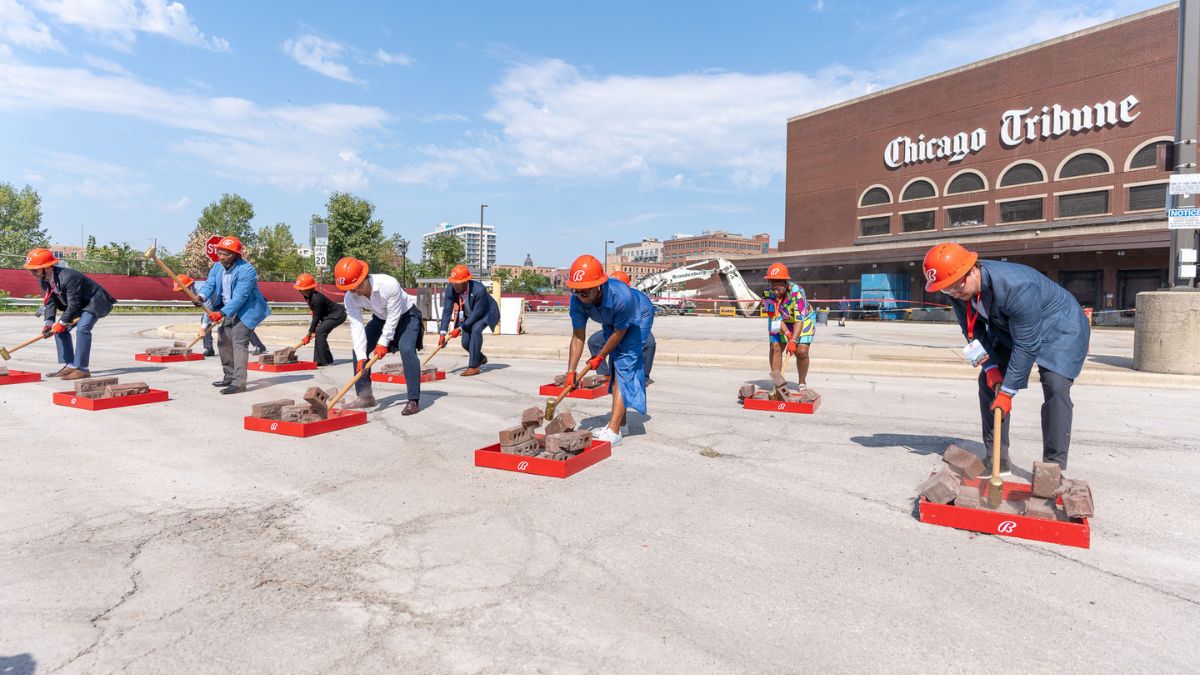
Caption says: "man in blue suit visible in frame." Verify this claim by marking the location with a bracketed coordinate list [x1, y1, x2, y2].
[24, 247, 117, 380]
[196, 236, 272, 395]
[924, 243, 1090, 472]
[438, 264, 500, 377]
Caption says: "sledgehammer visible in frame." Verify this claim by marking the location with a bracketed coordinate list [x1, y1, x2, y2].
[0, 318, 79, 360]
[987, 408, 1004, 508]
[544, 362, 593, 421]
[328, 353, 381, 410]
[142, 244, 206, 307]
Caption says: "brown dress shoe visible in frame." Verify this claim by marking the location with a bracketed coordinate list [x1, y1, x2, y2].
[45, 366, 73, 378]
[460, 367, 481, 377]
[61, 369, 91, 380]
[342, 396, 377, 409]
[401, 400, 420, 415]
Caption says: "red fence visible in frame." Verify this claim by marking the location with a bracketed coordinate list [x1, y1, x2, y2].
[0, 269, 346, 302]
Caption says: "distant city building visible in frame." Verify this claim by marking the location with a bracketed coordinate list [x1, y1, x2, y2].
[616, 238, 663, 263]
[423, 221, 496, 274]
[490, 253, 558, 286]
[661, 231, 771, 267]
[607, 260, 671, 286]
[48, 245, 87, 259]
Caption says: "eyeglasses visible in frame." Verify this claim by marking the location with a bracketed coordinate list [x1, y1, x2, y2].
[939, 274, 970, 295]
[572, 287, 598, 297]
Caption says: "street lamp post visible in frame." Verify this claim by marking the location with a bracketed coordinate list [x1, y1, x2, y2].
[604, 240, 614, 272]
[397, 236, 410, 284]
[480, 204, 489, 274]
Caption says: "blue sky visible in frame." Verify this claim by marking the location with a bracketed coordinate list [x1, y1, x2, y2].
[0, 0, 1166, 267]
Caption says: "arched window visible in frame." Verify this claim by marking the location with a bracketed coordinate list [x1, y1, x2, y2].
[1129, 140, 1170, 170]
[946, 172, 986, 194]
[999, 162, 1045, 187]
[860, 186, 891, 207]
[901, 179, 936, 201]
[1059, 152, 1111, 179]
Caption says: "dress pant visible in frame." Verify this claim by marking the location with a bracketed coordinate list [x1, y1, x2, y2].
[354, 309, 421, 401]
[979, 346, 1075, 469]
[217, 316, 252, 388]
[587, 329, 656, 379]
[54, 311, 98, 371]
[459, 322, 488, 368]
[313, 316, 344, 366]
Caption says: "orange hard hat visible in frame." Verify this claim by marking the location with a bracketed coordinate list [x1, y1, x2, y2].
[448, 264, 472, 283]
[333, 257, 369, 291]
[172, 274, 194, 291]
[923, 242, 978, 292]
[293, 273, 317, 291]
[611, 270, 631, 285]
[22, 247, 60, 270]
[216, 235, 242, 255]
[566, 254, 608, 289]
[764, 262, 790, 281]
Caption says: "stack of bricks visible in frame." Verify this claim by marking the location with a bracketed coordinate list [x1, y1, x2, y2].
[144, 341, 192, 356]
[737, 382, 819, 403]
[553, 373, 607, 389]
[497, 407, 593, 461]
[259, 347, 299, 365]
[249, 386, 335, 423]
[73, 377, 150, 400]
[379, 363, 439, 379]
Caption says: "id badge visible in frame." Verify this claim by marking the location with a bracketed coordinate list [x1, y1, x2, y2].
[769, 317, 783, 333]
[962, 339, 988, 368]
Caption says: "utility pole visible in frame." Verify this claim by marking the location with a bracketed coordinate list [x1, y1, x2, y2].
[1170, 0, 1200, 288]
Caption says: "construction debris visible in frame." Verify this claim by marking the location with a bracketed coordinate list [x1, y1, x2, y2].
[738, 382, 820, 403]
[259, 348, 299, 365]
[942, 444, 985, 479]
[497, 410, 593, 461]
[921, 456, 1094, 521]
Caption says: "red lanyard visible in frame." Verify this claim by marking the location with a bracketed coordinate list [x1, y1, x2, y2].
[965, 293, 981, 340]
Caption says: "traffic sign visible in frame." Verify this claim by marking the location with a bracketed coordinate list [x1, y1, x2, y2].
[1168, 208, 1200, 230]
[205, 234, 223, 262]
[314, 245, 328, 268]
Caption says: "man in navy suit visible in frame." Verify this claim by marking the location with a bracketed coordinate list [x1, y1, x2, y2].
[438, 264, 500, 376]
[24, 247, 117, 380]
[924, 243, 1090, 473]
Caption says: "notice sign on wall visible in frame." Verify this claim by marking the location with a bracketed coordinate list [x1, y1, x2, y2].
[1169, 174, 1200, 195]
[1167, 208, 1200, 229]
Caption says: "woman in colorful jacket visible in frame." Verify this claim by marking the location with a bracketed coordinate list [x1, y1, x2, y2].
[763, 262, 815, 389]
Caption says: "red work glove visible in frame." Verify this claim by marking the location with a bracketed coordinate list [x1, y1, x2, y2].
[587, 355, 604, 371]
[991, 391, 1013, 418]
[50, 322, 67, 334]
[41, 324, 52, 338]
[301, 334, 312, 346]
[564, 371, 576, 388]
[437, 334, 447, 348]
[449, 327, 461, 338]
[208, 311, 223, 323]
[372, 345, 388, 361]
[985, 367, 1004, 392]
[786, 341, 797, 355]
[355, 359, 367, 374]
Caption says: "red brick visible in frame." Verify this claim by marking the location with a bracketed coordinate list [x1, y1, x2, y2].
[580, 374, 606, 389]
[538, 450, 569, 461]
[545, 430, 592, 454]
[498, 425, 533, 446]
[75, 377, 118, 394]
[103, 383, 149, 397]
[303, 386, 331, 419]
[750, 391, 771, 400]
[738, 383, 758, 399]
[1060, 480, 1094, 518]
[1023, 497, 1059, 520]
[520, 406, 543, 428]
[553, 373, 567, 386]
[545, 412, 577, 435]
[281, 404, 315, 422]
[251, 399, 295, 420]
[144, 346, 173, 356]
[379, 362, 404, 374]
[500, 438, 540, 456]
[420, 367, 438, 377]
[1031, 462, 1063, 498]
[955, 482, 981, 509]
[942, 444, 985, 480]
[918, 469, 960, 504]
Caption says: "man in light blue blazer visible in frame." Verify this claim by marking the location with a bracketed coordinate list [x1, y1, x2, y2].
[196, 235, 271, 394]
[924, 243, 1090, 472]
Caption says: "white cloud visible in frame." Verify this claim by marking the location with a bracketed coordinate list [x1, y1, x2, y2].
[372, 48, 411, 66]
[40, 150, 152, 202]
[0, 0, 64, 51]
[811, 0, 825, 12]
[159, 195, 190, 211]
[421, 112, 468, 123]
[281, 34, 362, 84]
[29, 0, 229, 52]
[82, 53, 130, 75]
[0, 57, 392, 191]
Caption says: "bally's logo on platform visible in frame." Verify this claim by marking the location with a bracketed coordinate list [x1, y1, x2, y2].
[517, 461, 529, 471]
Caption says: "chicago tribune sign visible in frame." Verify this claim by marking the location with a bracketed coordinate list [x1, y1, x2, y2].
[883, 95, 1140, 169]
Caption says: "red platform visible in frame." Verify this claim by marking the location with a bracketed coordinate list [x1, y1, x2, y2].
[248, 361, 318, 372]
[243, 408, 367, 437]
[135, 352, 204, 363]
[475, 438, 611, 478]
[53, 388, 169, 411]
[743, 394, 821, 414]
[371, 370, 446, 384]
[919, 476, 1091, 549]
[0, 369, 41, 385]
[538, 383, 610, 399]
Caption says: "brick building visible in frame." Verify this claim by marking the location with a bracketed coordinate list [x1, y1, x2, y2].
[734, 5, 1182, 321]
[662, 231, 772, 267]
[605, 260, 671, 285]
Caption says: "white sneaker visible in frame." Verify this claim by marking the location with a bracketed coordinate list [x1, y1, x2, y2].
[592, 427, 623, 446]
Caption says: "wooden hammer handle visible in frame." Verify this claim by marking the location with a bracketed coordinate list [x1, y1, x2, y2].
[553, 362, 593, 408]
[328, 353, 381, 410]
[7, 318, 80, 355]
[149, 254, 205, 306]
[422, 301, 460, 367]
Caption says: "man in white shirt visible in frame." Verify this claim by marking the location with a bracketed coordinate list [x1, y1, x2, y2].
[333, 256, 424, 415]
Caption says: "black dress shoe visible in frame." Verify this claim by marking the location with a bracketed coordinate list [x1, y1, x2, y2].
[203, 350, 215, 357]
[401, 400, 420, 416]
[219, 385, 245, 395]
[212, 379, 233, 387]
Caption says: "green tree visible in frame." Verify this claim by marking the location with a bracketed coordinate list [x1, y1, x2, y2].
[312, 192, 388, 272]
[76, 241, 149, 275]
[254, 222, 308, 281]
[0, 183, 48, 264]
[415, 232, 466, 278]
[181, 193, 256, 275]
[511, 270, 550, 294]
[490, 267, 514, 291]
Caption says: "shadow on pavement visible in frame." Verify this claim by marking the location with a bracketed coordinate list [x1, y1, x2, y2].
[1088, 353, 1134, 369]
[91, 365, 166, 376]
[376, 389, 447, 412]
[245, 373, 315, 392]
[851, 433, 983, 456]
[0, 653, 36, 675]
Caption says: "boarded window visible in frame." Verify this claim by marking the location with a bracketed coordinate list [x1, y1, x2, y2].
[947, 204, 986, 228]
[1060, 152, 1110, 178]
[999, 198, 1043, 223]
[860, 187, 890, 206]
[1128, 183, 1167, 211]
[1130, 141, 1169, 170]
[1057, 191, 1109, 217]
[901, 211, 936, 232]
[901, 180, 936, 200]
[859, 216, 890, 237]
[947, 173, 985, 194]
[999, 163, 1044, 186]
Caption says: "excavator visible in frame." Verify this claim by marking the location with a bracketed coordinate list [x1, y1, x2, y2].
[634, 258, 762, 317]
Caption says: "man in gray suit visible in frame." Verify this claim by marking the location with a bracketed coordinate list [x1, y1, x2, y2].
[924, 243, 1090, 473]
